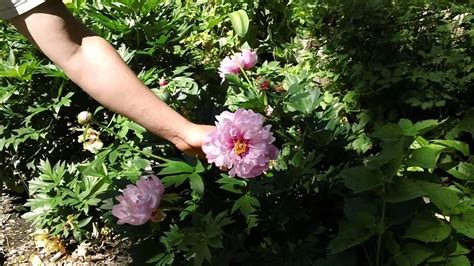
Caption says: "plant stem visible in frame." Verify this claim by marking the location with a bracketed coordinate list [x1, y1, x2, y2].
[240, 68, 255, 89]
[375, 199, 386, 266]
[362, 244, 373, 266]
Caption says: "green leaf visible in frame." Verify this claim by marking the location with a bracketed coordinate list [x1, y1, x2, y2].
[162, 174, 189, 187]
[445, 256, 470, 266]
[216, 175, 246, 194]
[192, 241, 211, 266]
[189, 173, 204, 196]
[402, 242, 434, 265]
[194, 160, 205, 174]
[451, 209, 474, 238]
[371, 123, 403, 141]
[398, 119, 440, 136]
[412, 119, 440, 135]
[344, 197, 377, 228]
[341, 166, 384, 193]
[231, 194, 260, 217]
[384, 178, 425, 203]
[417, 181, 459, 212]
[108, 150, 119, 164]
[450, 242, 470, 256]
[328, 221, 375, 254]
[76, 217, 92, 228]
[228, 10, 249, 37]
[404, 212, 451, 242]
[447, 162, 474, 181]
[393, 255, 410, 266]
[159, 161, 194, 175]
[431, 140, 469, 156]
[132, 158, 150, 169]
[407, 144, 446, 169]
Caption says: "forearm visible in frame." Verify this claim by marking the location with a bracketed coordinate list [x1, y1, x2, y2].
[63, 36, 191, 143]
[9, 1, 190, 144]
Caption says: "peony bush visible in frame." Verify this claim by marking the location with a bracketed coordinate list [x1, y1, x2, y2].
[2, 0, 473, 265]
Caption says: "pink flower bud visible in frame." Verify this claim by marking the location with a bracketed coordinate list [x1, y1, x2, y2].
[256, 76, 270, 90]
[158, 77, 168, 87]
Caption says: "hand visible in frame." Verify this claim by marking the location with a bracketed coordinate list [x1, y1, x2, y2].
[172, 123, 215, 158]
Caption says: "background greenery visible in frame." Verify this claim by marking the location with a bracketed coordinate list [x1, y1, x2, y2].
[1, 0, 473, 265]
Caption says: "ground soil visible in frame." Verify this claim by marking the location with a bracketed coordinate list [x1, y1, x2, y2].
[1, 190, 133, 265]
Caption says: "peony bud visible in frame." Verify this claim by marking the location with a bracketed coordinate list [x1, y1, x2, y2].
[256, 76, 270, 90]
[77, 111, 92, 125]
[159, 77, 168, 87]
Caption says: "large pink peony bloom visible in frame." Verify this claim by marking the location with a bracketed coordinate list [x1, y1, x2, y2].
[203, 109, 279, 178]
[112, 175, 164, 225]
[218, 49, 258, 80]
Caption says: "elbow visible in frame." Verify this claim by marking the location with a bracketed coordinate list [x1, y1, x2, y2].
[60, 36, 112, 81]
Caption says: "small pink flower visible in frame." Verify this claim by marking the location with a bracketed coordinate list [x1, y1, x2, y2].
[112, 175, 164, 225]
[218, 49, 258, 80]
[203, 109, 279, 178]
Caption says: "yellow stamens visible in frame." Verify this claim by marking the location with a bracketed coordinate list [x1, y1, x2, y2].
[234, 139, 249, 156]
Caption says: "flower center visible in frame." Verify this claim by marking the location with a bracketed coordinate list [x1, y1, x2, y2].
[233, 139, 249, 156]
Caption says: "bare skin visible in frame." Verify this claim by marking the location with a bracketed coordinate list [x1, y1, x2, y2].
[8, 0, 213, 157]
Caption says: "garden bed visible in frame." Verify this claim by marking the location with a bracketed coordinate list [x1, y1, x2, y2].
[1, 189, 132, 265]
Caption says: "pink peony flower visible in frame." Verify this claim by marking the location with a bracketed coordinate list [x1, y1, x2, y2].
[203, 109, 279, 178]
[218, 49, 258, 80]
[240, 49, 258, 69]
[218, 56, 241, 79]
[112, 175, 164, 225]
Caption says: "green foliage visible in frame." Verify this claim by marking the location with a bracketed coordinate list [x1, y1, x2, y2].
[1, 0, 473, 265]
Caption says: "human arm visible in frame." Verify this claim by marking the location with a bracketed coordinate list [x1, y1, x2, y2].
[7, 0, 212, 156]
